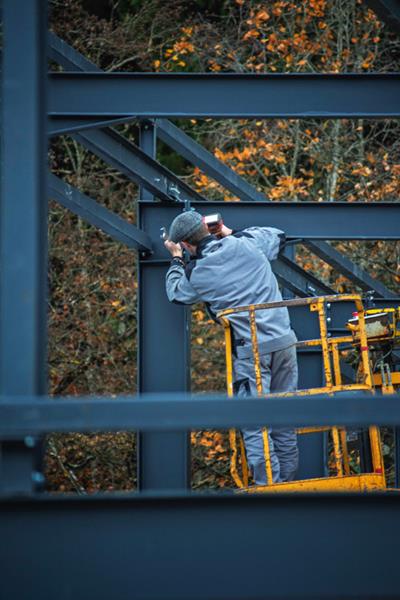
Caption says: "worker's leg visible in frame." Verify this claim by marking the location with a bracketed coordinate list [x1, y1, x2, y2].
[270, 345, 299, 482]
[233, 354, 280, 485]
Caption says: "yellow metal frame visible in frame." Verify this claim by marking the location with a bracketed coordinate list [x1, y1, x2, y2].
[243, 473, 386, 494]
[217, 294, 387, 493]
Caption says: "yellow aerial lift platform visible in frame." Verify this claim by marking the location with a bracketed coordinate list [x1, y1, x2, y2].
[217, 294, 400, 493]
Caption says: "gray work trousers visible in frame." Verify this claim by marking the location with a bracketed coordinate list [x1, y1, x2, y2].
[233, 344, 299, 485]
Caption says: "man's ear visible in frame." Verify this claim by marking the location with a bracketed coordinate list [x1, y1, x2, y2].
[181, 240, 196, 255]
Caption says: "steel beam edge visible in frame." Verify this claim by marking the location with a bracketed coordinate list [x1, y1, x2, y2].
[273, 255, 334, 297]
[49, 173, 152, 252]
[72, 128, 205, 205]
[2, 493, 400, 600]
[48, 31, 102, 73]
[1, 0, 48, 495]
[0, 393, 400, 435]
[141, 200, 400, 241]
[304, 239, 396, 298]
[48, 116, 136, 136]
[48, 72, 400, 119]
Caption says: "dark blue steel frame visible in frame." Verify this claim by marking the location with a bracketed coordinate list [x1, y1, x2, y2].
[3, 2, 400, 490]
[49, 71, 400, 118]
[3, 492, 400, 600]
[2, 1, 400, 597]
[1, 392, 400, 600]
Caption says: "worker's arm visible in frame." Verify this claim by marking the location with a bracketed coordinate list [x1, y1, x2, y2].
[164, 240, 202, 304]
[232, 226, 285, 260]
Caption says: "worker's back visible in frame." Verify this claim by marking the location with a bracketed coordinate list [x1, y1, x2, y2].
[184, 227, 296, 357]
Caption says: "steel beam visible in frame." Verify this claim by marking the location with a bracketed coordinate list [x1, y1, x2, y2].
[2, 493, 400, 600]
[48, 31, 102, 73]
[140, 201, 400, 243]
[304, 240, 395, 298]
[137, 124, 190, 491]
[139, 122, 157, 181]
[49, 116, 137, 136]
[0, 393, 399, 434]
[273, 255, 334, 297]
[0, 0, 48, 495]
[156, 118, 267, 202]
[365, 0, 400, 32]
[48, 72, 400, 118]
[1, 1, 48, 395]
[48, 174, 152, 252]
[72, 128, 205, 204]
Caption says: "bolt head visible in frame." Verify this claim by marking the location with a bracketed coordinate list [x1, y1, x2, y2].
[24, 436, 36, 448]
[32, 471, 45, 485]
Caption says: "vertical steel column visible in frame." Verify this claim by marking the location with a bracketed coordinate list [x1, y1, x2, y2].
[139, 123, 156, 201]
[137, 122, 190, 491]
[0, 0, 48, 493]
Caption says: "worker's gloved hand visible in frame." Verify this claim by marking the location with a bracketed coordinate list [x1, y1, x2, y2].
[164, 239, 183, 258]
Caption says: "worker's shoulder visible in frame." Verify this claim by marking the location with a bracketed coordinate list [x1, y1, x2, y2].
[184, 237, 232, 280]
[232, 227, 273, 240]
[231, 229, 254, 239]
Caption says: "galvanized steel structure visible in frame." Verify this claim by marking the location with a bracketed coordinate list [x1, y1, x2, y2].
[1, 0, 400, 597]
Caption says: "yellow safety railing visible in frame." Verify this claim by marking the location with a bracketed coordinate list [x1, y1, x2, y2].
[217, 294, 386, 493]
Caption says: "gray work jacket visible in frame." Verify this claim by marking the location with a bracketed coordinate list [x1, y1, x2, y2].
[165, 227, 296, 358]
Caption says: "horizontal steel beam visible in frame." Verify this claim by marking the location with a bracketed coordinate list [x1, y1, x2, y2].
[48, 72, 400, 118]
[1, 393, 399, 436]
[365, 0, 400, 33]
[141, 201, 400, 247]
[304, 240, 396, 298]
[73, 128, 205, 204]
[2, 493, 400, 599]
[49, 173, 152, 252]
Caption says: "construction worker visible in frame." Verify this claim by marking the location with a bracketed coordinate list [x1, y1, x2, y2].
[164, 211, 298, 485]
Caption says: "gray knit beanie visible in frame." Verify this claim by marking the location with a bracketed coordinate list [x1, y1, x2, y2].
[168, 211, 204, 243]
